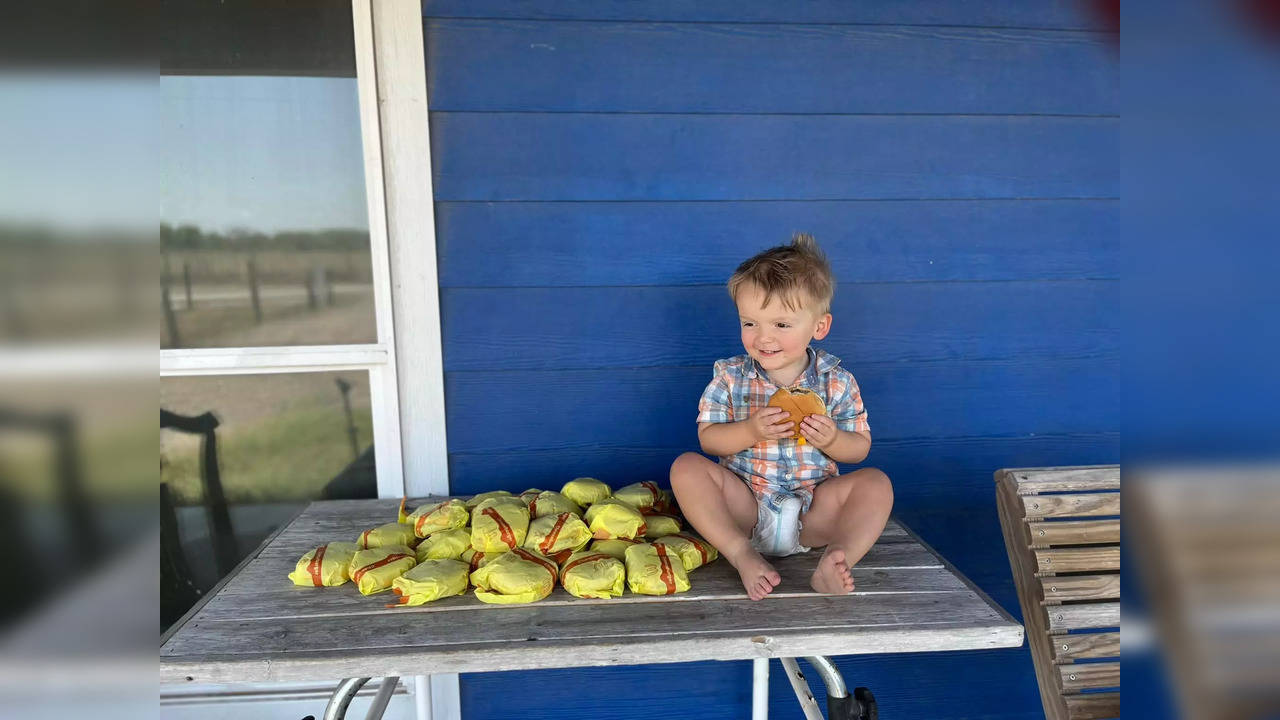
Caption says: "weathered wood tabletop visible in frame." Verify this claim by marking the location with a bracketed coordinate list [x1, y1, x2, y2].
[161, 498, 1023, 684]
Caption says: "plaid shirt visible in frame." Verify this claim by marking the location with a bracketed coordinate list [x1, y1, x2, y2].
[696, 347, 870, 514]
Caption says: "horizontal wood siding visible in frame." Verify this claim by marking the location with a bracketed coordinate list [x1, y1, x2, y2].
[424, 2, 1116, 718]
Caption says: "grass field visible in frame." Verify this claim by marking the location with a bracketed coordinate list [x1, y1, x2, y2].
[160, 371, 373, 506]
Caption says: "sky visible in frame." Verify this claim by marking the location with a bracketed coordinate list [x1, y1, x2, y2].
[161, 75, 370, 234]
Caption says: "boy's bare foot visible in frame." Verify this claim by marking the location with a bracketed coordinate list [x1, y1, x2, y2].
[728, 548, 781, 601]
[810, 547, 855, 594]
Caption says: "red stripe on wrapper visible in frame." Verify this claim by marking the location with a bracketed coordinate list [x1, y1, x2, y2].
[481, 507, 517, 549]
[352, 553, 412, 584]
[538, 513, 570, 554]
[306, 544, 327, 586]
[656, 545, 677, 594]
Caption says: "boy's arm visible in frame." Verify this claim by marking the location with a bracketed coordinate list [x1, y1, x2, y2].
[698, 407, 793, 457]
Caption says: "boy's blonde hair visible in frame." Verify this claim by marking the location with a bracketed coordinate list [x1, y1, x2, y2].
[728, 233, 835, 315]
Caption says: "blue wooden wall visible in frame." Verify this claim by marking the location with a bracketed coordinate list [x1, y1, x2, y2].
[423, 1, 1118, 717]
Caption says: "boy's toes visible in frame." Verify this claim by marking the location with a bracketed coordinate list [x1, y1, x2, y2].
[766, 569, 781, 587]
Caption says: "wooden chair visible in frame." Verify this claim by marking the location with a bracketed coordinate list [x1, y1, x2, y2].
[995, 465, 1120, 719]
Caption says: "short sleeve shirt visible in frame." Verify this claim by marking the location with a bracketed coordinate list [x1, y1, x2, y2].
[696, 347, 870, 513]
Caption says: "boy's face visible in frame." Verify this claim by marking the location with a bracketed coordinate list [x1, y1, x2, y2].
[735, 283, 832, 383]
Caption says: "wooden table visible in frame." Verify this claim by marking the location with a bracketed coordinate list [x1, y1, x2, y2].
[162, 498, 1024, 719]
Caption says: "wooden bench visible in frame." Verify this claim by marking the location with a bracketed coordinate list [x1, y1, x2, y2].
[995, 465, 1120, 719]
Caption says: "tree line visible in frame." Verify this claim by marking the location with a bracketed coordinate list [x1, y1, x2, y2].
[161, 224, 369, 251]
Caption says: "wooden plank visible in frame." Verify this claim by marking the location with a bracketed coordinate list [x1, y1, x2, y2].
[421, 0, 1110, 29]
[1022, 492, 1119, 519]
[442, 282, 1118, 370]
[1065, 692, 1120, 719]
[1050, 631, 1118, 662]
[425, 20, 1116, 115]
[1046, 602, 1119, 633]
[1008, 465, 1119, 494]
[163, 620, 1023, 684]
[429, 114, 1118, 201]
[1039, 574, 1119, 604]
[437, 199, 1120, 287]
[163, 591, 1018, 681]
[1028, 519, 1119, 548]
[445, 359, 1121, 452]
[1034, 547, 1120, 575]
[450, 433, 1121, 499]
[995, 472, 1069, 719]
[1058, 661, 1119, 692]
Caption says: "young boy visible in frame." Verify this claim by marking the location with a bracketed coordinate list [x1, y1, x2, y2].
[670, 234, 893, 600]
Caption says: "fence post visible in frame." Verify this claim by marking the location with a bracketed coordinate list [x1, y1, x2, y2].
[162, 279, 181, 347]
[183, 261, 194, 309]
[246, 257, 263, 324]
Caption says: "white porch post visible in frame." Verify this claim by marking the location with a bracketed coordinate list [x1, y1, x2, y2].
[357, 0, 458, 717]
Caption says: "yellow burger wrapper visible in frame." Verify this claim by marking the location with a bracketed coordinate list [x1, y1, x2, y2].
[612, 481, 664, 510]
[560, 550, 626, 599]
[465, 490, 513, 509]
[641, 512, 683, 539]
[462, 547, 497, 573]
[585, 498, 647, 540]
[528, 490, 583, 519]
[470, 547, 558, 604]
[357, 522, 418, 550]
[415, 527, 472, 562]
[518, 488, 544, 506]
[590, 537, 644, 560]
[398, 497, 410, 524]
[656, 490, 678, 515]
[407, 499, 470, 538]
[523, 511, 592, 556]
[625, 542, 691, 596]
[349, 545, 416, 595]
[288, 541, 359, 587]
[470, 497, 530, 553]
[652, 533, 719, 572]
[388, 559, 470, 607]
[560, 477, 612, 507]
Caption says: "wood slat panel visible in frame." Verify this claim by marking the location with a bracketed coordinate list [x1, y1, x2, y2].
[437, 200, 1120, 288]
[442, 282, 1117, 371]
[1010, 466, 1119, 494]
[166, 591, 1010, 661]
[425, 20, 1115, 114]
[1046, 602, 1119, 633]
[1029, 519, 1120, 548]
[1022, 492, 1119, 519]
[1065, 692, 1120, 719]
[1058, 661, 1119, 692]
[446, 359, 1121, 453]
[1035, 547, 1120, 575]
[1051, 631, 1119, 662]
[1039, 574, 1119, 604]
[429, 114, 1118, 201]
[422, 0, 1111, 29]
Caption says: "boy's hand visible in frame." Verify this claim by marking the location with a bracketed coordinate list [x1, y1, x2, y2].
[800, 414, 838, 450]
[750, 406, 795, 443]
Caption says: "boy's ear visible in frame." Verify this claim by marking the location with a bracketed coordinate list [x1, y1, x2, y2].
[813, 313, 832, 341]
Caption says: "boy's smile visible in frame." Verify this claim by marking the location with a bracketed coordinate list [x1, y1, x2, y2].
[735, 283, 832, 387]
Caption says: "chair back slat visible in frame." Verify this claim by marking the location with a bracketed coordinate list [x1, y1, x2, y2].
[996, 465, 1121, 719]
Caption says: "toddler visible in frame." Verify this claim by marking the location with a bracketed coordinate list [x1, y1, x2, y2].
[669, 234, 894, 600]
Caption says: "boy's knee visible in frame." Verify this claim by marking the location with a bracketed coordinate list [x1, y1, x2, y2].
[862, 467, 894, 507]
[669, 452, 707, 486]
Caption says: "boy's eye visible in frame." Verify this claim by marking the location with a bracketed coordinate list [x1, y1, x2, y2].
[777, 323, 790, 329]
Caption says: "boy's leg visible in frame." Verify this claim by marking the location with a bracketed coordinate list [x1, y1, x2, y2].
[798, 467, 894, 594]
[669, 452, 782, 601]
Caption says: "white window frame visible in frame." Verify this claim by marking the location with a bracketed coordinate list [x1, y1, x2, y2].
[159, 0, 457, 717]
